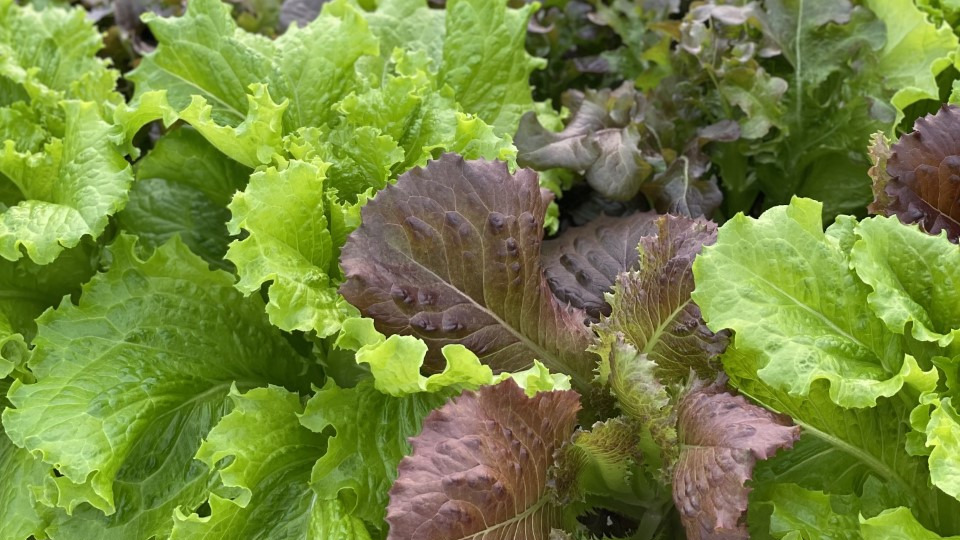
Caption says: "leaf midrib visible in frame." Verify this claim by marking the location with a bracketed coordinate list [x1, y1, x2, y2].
[458, 495, 551, 540]
[390, 247, 590, 389]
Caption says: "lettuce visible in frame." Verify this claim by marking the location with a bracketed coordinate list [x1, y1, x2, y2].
[0, 0, 131, 265]
[870, 105, 960, 243]
[5, 0, 960, 538]
[113, 0, 539, 339]
[386, 378, 581, 539]
[340, 154, 598, 387]
[694, 197, 960, 536]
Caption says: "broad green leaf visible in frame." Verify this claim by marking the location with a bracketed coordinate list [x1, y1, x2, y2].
[0, 101, 132, 264]
[385, 379, 580, 539]
[439, 0, 545, 135]
[723, 346, 955, 532]
[860, 507, 960, 540]
[762, 484, 861, 540]
[274, 1, 379, 129]
[851, 216, 960, 347]
[226, 159, 353, 337]
[0, 430, 49, 540]
[117, 127, 251, 268]
[692, 198, 909, 408]
[0, 0, 119, 115]
[128, 0, 282, 125]
[912, 395, 960, 501]
[2, 235, 316, 538]
[170, 385, 372, 540]
[865, 0, 958, 124]
[0, 241, 97, 377]
[364, 0, 444, 66]
[0, 379, 51, 540]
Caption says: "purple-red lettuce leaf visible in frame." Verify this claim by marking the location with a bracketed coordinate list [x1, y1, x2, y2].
[638, 122, 737, 217]
[541, 212, 660, 321]
[385, 378, 580, 539]
[516, 81, 730, 216]
[673, 377, 800, 540]
[870, 105, 960, 243]
[339, 154, 597, 388]
[593, 215, 726, 383]
[515, 83, 651, 202]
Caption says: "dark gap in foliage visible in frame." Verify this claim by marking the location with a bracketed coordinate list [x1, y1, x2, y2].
[577, 508, 640, 538]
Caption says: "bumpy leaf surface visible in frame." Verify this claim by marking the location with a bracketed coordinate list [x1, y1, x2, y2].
[227, 159, 352, 337]
[875, 105, 960, 243]
[0, 1, 130, 265]
[170, 385, 372, 540]
[541, 213, 659, 321]
[386, 379, 580, 539]
[595, 215, 725, 382]
[673, 378, 799, 540]
[2, 236, 315, 538]
[851, 216, 960, 347]
[340, 154, 596, 387]
[0, 101, 131, 265]
[692, 198, 910, 408]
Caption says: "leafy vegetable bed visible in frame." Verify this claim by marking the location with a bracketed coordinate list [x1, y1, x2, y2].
[2, 0, 960, 538]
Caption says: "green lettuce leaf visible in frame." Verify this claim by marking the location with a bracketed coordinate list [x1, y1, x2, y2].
[0, 379, 52, 540]
[0, 0, 130, 265]
[169, 385, 372, 540]
[0, 100, 131, 265]
[0, 241, 97, 377]
[2, 235, 317, 538]
[860, 507, 960, 540]
[851, 215, 960, 347]
[760, 483, 862, 540]
[0, 430, 49, 540]
[0, 0, 119, 115]
[226, 159, 355, 337]
[117, 126, 251, 269]
[692, 198, 911, 408]
[864, 0, 958, 124]
[438, 0, 544, 135]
